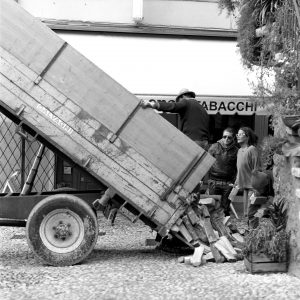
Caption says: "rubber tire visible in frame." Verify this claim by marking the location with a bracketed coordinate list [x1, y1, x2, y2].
[26, 194, 98, 266]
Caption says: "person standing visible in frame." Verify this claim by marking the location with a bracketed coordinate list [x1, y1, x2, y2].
[207, 127, 239, 216]
[141, 89, 209, 252]
[141, 88, 210, 150]
[235, 127, 260, 217]
[248, 169, 274, 228]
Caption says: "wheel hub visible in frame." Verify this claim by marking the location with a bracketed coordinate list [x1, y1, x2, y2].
[39, 209, 85, 253]
[53, 222, 71, 240]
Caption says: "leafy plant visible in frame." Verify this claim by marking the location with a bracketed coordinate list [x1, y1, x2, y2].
[218, 0, 240, 14]
[263, 196, 288, 230]
[243, 197, 289, 262]
[259, 135, 287, 171]
[237, 1, 261, 67]
[218, 0, 299, 266]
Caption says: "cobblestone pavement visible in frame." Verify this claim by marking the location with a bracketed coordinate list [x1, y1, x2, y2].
[1, 214, 300, 300]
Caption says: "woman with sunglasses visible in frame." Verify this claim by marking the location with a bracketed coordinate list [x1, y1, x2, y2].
[207, 127, 239, 216]
[235, 127, 259, 217]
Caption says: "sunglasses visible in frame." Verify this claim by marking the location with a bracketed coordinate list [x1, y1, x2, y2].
[223, 135, 233, 140]
[236, 133, 246, 137]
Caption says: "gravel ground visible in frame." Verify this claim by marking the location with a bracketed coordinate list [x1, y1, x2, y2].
[1, 214, 300, 300]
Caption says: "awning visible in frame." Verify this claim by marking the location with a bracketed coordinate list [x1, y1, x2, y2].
[135, 94, 270, 116]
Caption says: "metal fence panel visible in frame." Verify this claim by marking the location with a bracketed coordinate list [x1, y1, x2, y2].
[0, 113, 55, 192]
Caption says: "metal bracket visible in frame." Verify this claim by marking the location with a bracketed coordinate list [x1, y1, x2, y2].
[93, 187, 116, 211]
[109, 100, 141, 143]
[83, 157, 91, 168]
[132, 211, 143, 223]
[15, 105, 26, 116]
[34, 42, 68, 84]
[15, 122, 38, 143]
[148, 207, 157, 219]
[161, 152, 206, 201]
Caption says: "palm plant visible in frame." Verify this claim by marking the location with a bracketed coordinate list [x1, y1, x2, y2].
[243, 197, 289, 262]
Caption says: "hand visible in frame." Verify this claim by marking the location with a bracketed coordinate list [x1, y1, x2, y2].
[140, 99, 158, 109]
[229, 183, 239, 189]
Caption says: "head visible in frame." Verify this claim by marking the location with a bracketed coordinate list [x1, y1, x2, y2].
[251, 170, 269, 195]
[236, 126, 258, 146]
[222, 127, 235, 147]
[176, 88, 196, 102]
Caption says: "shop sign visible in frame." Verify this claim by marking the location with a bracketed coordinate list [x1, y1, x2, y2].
[136, 94, 267, 115]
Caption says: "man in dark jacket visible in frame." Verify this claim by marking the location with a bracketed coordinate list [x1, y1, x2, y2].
[141, 89, 210, 253]
[141, 88, 210, 150]
[208, 127, 239, 216]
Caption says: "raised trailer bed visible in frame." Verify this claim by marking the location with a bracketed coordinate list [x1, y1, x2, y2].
[0, 0, 215, 266]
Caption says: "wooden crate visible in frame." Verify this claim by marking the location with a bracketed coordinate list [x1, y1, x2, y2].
[244, 253, 288, 274]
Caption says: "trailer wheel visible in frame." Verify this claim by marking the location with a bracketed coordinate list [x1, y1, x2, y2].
[26, 194, 98, 266]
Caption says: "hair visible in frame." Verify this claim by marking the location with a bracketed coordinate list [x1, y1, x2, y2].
[184, 92, 195, 98]
[239, 126, 258, 146]
[223, 127, 235, 136]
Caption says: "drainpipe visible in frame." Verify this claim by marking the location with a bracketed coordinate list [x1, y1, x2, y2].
[132, 0, 143, 24]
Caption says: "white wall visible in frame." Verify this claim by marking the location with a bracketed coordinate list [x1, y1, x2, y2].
[18, 0, 235, 30]
[58, 32, 254, 96]
[143, 0, 235, 29]
[18, 0, 134, 23]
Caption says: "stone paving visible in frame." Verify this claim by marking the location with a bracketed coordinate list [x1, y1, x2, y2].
[1, 214, 300, 300]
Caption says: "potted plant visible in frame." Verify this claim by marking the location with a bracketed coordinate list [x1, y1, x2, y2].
[243, 198, 289, 273]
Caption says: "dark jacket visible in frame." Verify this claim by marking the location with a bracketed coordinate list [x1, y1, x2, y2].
[157, 98, 209, 142]
[208, 140, 239, 182]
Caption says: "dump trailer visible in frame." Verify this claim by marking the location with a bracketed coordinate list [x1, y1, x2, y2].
[0, 0, 215, 266]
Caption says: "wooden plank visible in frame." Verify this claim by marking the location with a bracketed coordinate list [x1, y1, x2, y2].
[214, 237, 237, 262]
[200, 194, 221, 200]
[193, 224, 209, 243]
[197, 205, 224, 263]
[199, 198, 216, 206]
[182, 153, 215, 191]
[178, 223, 193, 243]
[186, 207, 200, 225]
[190, 245, 205, 267]
[210, 244, 225, 263]
[232, 233, 244, 244]
[182, 215, 199, 243]
[203, 252, 215, 262]
[210, 210, 233, 241]
[202, 219, 218, 244]
[249, 253, 277, 263]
